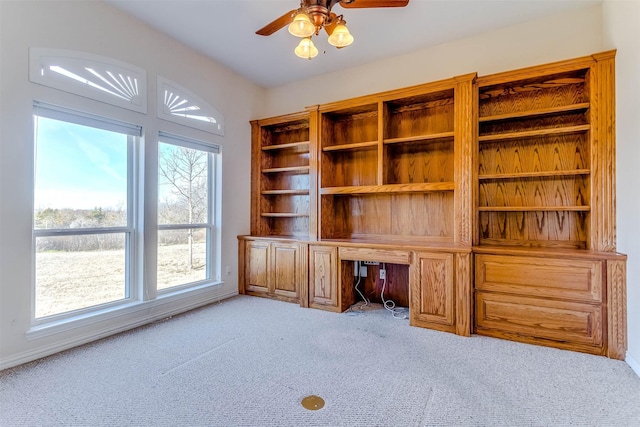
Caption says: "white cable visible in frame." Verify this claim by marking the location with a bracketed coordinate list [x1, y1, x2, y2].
[349, 261, 369, 313]
[380, 263, 408, 319]
[354, 270, 369, 306]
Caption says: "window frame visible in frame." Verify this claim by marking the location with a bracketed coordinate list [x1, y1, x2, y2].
[31, 102, 141, 324]
[156, 131, 222, 292]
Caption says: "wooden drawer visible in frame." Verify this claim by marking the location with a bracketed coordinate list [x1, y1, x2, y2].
[475, 292, 603, 348]
[338, 246, 411, 265]
[475, 254, 603, 303]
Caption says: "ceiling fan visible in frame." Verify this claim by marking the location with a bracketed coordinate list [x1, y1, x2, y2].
[256, 0, 410, 59]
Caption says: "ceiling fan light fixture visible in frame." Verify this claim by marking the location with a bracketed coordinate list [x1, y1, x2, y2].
[288, 11, 315, 38]
[294, 37, 318, 59]
[327, 22, 354, 48]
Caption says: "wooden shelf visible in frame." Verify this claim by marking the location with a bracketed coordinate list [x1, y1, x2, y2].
[261, 189, 310, 195]
[478, 206, 590, 212]
[322, 140, 378, 152]
[261, 165, 310, 174]
[479, 169, 590, 180]
[321, 182, 455, 195]
[383, 131, 454, 145]
[479, 124, 590, 142]
[262, 141, 310, 151]
[479, 103, 590, 123]
[260, 213, 309, 218]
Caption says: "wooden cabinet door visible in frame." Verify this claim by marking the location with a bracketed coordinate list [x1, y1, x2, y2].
[308, 245, 339, 311]
[271, 242, 299, 300]
[245, 240, 270, 295]
[410, 252, 455, 332]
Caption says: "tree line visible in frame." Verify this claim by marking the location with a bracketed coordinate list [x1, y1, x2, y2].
[36, 143, 207, 271]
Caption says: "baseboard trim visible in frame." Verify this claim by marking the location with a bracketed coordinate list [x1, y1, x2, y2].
[0, 288, 238, 371]
[626, 352, 640, 378]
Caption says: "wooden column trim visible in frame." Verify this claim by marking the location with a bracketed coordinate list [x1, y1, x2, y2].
[307, 106, 319, 240]
[377, 101, 385, 186]
[455, 252, 472, 336]
[299, 243, 309, 308]
[590, 53, 617, 251]
[237, 237, 246, 294]
[607, 258, 627, 360]
[453, 73, 477, 245]
[249, 120, 261, 236]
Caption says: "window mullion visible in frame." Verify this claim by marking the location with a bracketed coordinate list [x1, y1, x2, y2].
[34, 227, 133, 237]
[158, 224, 208, 231]
[206, 153, 218, 278]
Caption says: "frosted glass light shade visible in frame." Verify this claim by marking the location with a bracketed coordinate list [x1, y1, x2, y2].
[294, 38, 319, 59]
[328, 24, 354, 47]
[288, 12, 315, 38]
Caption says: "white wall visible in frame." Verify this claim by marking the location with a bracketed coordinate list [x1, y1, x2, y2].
[603, 0, 640, 376]
[265, 3, 639, 375]
[264, 5, 603, 116]
[0, 0, 262, 368]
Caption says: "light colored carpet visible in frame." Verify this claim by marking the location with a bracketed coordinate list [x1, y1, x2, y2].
[1, 295, 639, 426]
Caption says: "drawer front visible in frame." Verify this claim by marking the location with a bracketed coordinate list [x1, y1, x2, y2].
[338, 247, 410, 265]
[475, 254, 603, 302]
[475, 292, 603, 347]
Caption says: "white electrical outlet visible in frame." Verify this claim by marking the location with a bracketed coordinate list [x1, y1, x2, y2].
[379, 269, 386, 279]
[360, 265, 368, 277]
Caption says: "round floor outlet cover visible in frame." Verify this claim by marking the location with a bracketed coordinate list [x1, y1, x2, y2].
[301, 395, 325, 410]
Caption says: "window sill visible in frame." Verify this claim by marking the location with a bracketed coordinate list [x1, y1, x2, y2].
[26, 280, 224, 341]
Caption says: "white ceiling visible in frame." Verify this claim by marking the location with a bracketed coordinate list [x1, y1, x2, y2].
[107, 0, 600, 88]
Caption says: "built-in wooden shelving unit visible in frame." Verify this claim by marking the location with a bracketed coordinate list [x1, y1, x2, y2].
[473, 50, 626, 360]
[240, 51, 626, 361]
[476, 65, 593, 249]
[317, 78, 474, 244]
[250, 111, 315, 238]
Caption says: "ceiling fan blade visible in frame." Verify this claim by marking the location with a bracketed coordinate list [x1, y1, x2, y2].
[339, 0, 409, 8]
[256, 9, 297, 36]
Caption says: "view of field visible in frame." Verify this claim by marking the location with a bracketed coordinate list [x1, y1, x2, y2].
[35, 243, 206, 318]
[33, 122, 213, 319]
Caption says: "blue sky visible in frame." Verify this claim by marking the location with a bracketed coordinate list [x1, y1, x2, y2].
[34, 116, 128, 210]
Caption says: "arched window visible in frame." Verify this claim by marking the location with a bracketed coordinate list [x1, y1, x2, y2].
[29, 48, 147, 113]
[157, 76, 224, 136]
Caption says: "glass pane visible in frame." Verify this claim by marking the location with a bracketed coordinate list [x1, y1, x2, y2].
[35, 234, 127, 318]
[158, 142, 208, 225]
[34, 116, 129, 229]
[157, 228, 207, 290]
